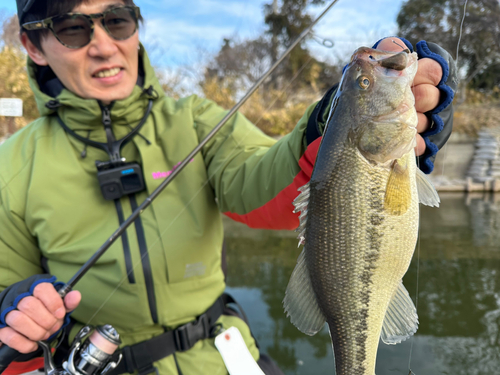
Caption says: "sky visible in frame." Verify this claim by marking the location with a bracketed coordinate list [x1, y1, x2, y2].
[0, 0, 404, 89]
[0, 0, 403, 62]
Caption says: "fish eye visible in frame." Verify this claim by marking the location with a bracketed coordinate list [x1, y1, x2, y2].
[358, 76, 370, 89]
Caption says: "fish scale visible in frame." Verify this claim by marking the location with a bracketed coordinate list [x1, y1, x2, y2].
[283, 47, 438, 375]
[307, 145, 418, 374]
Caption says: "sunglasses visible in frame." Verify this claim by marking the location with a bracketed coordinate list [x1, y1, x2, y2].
[22, 6, 140, 49]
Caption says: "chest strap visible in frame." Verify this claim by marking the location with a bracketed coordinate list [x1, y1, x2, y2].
[108, 293, 236, 375]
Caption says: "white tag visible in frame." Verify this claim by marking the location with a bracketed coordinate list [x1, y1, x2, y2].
[214, 326, 265, 375]
[0, 98, 23, 117]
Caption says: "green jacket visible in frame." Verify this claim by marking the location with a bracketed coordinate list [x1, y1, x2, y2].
[0, 46, 323, 374]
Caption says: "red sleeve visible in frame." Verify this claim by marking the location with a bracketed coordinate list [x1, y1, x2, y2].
[3, 357, 45, 375]
[223, 138, 321, 230]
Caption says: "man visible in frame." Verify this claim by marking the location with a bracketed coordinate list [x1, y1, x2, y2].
[0, 0, 456, 374]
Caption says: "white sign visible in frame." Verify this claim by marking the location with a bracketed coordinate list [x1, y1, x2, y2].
[0, 98, 23, 117]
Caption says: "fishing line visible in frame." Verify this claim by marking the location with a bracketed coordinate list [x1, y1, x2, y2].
[409, 4, 468, 370]
[250, 57, 315, 126]
[456, 0, 468, 65]
[84, 52, 317, 325]
[408, 210, 421, 374]
[232, 0, 250, 36]
[392, 39, 406, 51]
[441, 0, 467, 178]
[79, 0, 344, 324]
[312, 34, 334, 48]
[408, 154, 421, 374]
[441, 141, 449, 177]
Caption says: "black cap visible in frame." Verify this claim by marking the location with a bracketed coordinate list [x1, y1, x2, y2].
[16, 0, 38, 25]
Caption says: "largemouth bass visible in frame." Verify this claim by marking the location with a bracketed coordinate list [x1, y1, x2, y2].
[283, 47, 440, 375]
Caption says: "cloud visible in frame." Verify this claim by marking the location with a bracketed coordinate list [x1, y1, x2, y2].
[303, 0, 401, 64]
[138, 0, 268, 67]
[140, 17, 243, 67]
[139, 0, 262, 20]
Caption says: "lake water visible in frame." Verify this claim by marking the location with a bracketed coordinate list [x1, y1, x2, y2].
[223, 193, 500, 375]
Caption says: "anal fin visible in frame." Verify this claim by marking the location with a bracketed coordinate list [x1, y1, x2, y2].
[416, 168, 440, 207]
[381, 281, 419, 345]
[283, 248, 325, 335]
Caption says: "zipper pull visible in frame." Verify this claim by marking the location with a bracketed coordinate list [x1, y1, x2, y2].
[102, 106, 112, 128]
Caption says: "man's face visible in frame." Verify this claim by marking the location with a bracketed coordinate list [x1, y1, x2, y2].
[24, 0, 139, 104]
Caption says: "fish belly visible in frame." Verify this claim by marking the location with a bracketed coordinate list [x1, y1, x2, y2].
[305, 147, 419, 375]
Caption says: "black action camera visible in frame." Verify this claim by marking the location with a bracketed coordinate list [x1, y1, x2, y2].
[96, 161, 146, 201]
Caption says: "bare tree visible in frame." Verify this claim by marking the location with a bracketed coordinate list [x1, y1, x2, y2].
[1, 15, 21, 48]
[397, 0, 500, 99]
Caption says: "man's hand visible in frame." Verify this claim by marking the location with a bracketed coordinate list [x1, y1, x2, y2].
[0, 283, 80, 353]
[376, 38, 443, 157]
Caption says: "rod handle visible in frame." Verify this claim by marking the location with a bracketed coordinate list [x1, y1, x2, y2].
[0, 346, 21, 374]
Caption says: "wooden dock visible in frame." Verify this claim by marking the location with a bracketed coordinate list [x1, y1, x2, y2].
[432, 177, 500, 192]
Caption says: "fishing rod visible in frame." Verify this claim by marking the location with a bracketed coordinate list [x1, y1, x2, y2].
[0, 1, 341, 374]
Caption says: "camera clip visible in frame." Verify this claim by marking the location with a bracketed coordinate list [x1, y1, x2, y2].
[96, 159, 145, 201]
[56, 100, 154, 201]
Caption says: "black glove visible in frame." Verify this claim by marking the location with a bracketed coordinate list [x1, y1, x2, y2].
[414, 40, 458, 173]
[0, 274, 71, 347]
[0, 274, 56, 329]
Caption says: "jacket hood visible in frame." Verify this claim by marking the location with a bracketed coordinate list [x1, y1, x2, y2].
[27, 43, 165, 131]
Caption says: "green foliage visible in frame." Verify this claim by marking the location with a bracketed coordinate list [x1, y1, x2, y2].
[471, 63, 500, 92]
[200, 0, 340, 136]
[263, 0, 338, 92]
[201, 75, 317, 136]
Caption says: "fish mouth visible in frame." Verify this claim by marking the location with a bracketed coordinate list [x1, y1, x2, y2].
[350, 47, 415, 73]
[374, 101, 416, 120]
[373, 102, 417, 128]
[378, 51, 408, 71]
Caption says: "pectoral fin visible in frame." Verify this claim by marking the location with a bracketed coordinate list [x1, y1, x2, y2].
[283, 248, 326, 335]
[384, 159, 411, 215]
[416, 168, 440, 207]
[381, 281, 419, 345]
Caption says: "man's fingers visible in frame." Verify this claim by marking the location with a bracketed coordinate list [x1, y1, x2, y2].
[375, 37, 407, 53]
[415, 135, 426, 156]
[0, 284, 79, 356]
[5, 310, 50, 342]
[64, 290, 82, 312]
[417, 112, 430, 134]
[0, 327, 38, 354]
[412, 58, 442, 87]
[412, 84, 440, 113]
[33, 283, 65, 319]
[16, 296, 58, 331]
[49, 321, 64, 336]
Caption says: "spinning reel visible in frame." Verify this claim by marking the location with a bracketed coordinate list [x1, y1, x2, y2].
[38, 325, 121, 375]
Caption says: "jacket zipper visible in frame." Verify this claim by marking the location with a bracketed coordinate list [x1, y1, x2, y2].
[100, 103, 158, 323]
